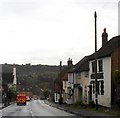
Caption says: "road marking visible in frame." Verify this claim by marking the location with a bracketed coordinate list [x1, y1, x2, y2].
[29, 108, 35, 118]
[0, 110, 2, 118]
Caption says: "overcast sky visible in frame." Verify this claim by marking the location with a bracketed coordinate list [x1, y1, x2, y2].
[0, 0, 119, 65]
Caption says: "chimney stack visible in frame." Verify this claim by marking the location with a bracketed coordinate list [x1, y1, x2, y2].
[67, 58, 73, 66]
[102, 28, 108, 46]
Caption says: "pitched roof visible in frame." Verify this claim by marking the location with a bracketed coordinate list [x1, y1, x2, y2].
[75, 56, 89, 72]
[68, 56, 90, 73]
[59, 66, 73, 80]
[54, 65, 73, 83]
[89, 35, 120, 60]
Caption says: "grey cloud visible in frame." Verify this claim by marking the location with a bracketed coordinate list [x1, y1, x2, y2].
[0, 0, 40, 17]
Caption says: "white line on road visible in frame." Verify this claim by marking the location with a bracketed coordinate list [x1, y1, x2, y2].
[29, 108, 35, 118]
[0, 110, 2, 118]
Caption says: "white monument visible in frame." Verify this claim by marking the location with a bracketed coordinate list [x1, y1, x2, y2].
[13, 65, 17, 85]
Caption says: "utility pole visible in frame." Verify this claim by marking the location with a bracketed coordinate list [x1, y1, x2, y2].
[94, 11, 98, 110]
[59, 61, 62, 104]
[60, 61, 62, 97]
[72, 67, 75, 104]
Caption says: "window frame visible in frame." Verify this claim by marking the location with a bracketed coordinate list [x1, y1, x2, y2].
[98, 60, 103, 72]
[91, 61, 95, 73]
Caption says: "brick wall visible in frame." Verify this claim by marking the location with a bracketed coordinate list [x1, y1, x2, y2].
[111, 46, 120, 72]
[111, 46, 120, 104]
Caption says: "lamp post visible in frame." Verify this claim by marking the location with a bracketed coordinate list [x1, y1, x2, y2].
[94, 11, 98, 110]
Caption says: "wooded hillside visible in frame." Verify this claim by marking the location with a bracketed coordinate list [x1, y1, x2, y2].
[2, 63, 65, 95]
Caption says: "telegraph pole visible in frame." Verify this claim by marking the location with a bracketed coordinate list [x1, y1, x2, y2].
[59, 61, 62, 104]
[94, 11, 98, 110]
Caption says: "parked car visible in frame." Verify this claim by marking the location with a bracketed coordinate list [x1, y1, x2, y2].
[26, 96, 31, 101]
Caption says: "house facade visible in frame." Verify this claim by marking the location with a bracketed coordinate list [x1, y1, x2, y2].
[62, 73, 68, 103]
[54, 29, 120, 107]
[54, 78, 60, 103]
[62, 79, 68, 103]
[89, 57, 111, 107]
[67, 71, 76, 104]
[88, 29, 120, 107]
[67, 56, 90, 104]
[54, 58, 73, 104]
[76, 71, 89, 104]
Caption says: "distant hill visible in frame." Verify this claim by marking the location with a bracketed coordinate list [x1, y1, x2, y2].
[16, 64, 60, 76]
[2, 63, 65, 95]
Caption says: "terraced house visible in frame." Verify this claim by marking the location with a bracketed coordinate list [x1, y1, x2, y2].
[54, 29, 120, 108]
[67, 56, 90, 105]
[54, 58, 73, 104]
[88, 29, 120, 107]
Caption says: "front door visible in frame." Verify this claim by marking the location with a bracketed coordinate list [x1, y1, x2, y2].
[88, 85, 92, 103]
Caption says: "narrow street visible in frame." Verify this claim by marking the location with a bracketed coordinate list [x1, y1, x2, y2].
[1, 100, 77, 117]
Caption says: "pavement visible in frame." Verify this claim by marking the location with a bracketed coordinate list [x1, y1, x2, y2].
[0, 102, 15, 110]
[0, 103, 4, 109]
[44, 100, 120, 118]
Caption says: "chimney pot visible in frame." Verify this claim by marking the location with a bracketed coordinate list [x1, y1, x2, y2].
[102, 28, 108, 46]
[67, 58, 73, 66]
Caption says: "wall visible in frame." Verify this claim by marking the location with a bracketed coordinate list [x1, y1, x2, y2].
[89, 57, 111, 107]
[111, 47, 120, 72]
[63, 80, 68, 103]
[67, 73, 74, 89]
[0, 65, 2, 103]
[63, 81, 68, 93]
[111, 46, 120, 103]
[67, 72, 77, 104]
[79, 71, 89, 104]
[54, 93, 60, 103]
[100, 57, 111, 107]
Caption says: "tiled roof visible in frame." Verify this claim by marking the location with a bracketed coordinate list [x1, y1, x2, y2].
[68, 35, 120, 73]
[59, 66, 73, 79]
[68, 56, 89, 73]
[89, 35, 120, 60]
[75, 56, 89, 72]
[54, 65, 73, 83]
